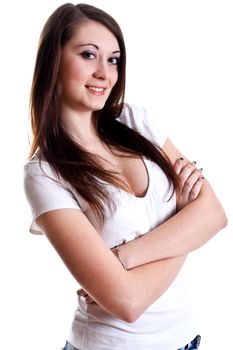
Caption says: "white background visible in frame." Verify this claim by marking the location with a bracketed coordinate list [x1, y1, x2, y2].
[0, 1, 232, 349]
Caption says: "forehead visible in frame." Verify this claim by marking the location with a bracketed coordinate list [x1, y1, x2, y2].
[69, 20, 120, 51]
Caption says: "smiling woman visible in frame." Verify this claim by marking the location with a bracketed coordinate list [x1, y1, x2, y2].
[23, 3, 227, 350]
[59, 21, 120, 116]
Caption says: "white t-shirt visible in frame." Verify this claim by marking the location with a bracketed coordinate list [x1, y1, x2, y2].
[24, 104, 198, 350]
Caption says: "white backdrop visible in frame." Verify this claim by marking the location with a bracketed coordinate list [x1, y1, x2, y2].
[0, 1, 232, 349]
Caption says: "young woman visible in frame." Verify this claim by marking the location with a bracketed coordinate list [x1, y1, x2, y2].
[24, 3, 227, 350]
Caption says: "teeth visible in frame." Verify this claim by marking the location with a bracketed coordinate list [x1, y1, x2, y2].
[88, 86, 105, 92]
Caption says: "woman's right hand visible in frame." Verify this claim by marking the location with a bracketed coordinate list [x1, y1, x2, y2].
[174, 158, 205, 211]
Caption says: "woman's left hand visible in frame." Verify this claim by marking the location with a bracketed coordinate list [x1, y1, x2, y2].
[174, 158, 204, 211]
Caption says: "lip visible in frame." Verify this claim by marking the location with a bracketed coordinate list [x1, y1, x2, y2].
[86, 85, 107, 96]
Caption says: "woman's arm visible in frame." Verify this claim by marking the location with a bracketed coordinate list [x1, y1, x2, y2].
[37, 208, 186, 323]
[78, 157, 205, 305]
[115, 138, 228, 270]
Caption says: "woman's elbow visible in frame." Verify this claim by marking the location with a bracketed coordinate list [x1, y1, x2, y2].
[123, 313, 139, 324]
[214, 202, 228, 232]
[200, 181, 228, 231]
[117, 295, 146, 323]
[201, 187, 228, 234]
[119, 303, 142, 323]
[219, 209, 228, 230]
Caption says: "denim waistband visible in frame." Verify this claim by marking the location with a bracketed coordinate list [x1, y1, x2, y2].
[62, 334, 201, 350]
[62, 341, 79, 350]
[178, 335, 201, 350]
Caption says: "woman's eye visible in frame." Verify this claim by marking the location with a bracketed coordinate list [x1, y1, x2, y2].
[81, 51, 96, 59]
[108, 57, 120, 65]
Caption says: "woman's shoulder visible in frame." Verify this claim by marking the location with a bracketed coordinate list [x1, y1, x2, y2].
[24, 154, 58, 180]
[118, 103, 167, 147]
[118, 103, 147, 127]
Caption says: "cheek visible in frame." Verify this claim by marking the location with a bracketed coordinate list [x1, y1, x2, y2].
[60, 56, 83, 83]
[60, 68, 84, 93]
[111, 70, 119, 87]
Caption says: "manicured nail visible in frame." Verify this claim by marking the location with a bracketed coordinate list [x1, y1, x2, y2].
[199, 167, 203, 171]
[192, 161, 197, 164]
[179, 157, 184, 161]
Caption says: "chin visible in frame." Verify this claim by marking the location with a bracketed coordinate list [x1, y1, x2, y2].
[90, 102, 106, 111]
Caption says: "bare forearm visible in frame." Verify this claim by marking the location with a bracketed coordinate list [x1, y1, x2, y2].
[39, 208, 188, 323]
[124, 255, 186, 322]
[86, 253, 187, 322]
[119, 181, 227, 269]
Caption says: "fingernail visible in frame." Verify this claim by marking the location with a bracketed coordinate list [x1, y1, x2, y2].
[179, 157, 184, 161]
[201, 176, 205, 180]
[199, 167, 203, 171]
[192, 161, 197, 165]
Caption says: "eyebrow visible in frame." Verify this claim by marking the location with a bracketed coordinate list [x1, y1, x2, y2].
[76, 43, 120, 54]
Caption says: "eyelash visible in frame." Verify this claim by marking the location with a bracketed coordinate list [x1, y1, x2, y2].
[80, 51, 120, 65]
[81, 51, 96, 59]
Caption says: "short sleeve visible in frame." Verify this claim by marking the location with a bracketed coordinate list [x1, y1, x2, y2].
[118, 104, 167, 147]
[24, 160, 82, 235]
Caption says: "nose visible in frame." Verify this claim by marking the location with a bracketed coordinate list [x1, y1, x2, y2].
[93, 59, 108, 80]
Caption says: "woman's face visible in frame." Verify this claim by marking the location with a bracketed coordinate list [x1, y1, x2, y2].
[59, 20, 121, 116]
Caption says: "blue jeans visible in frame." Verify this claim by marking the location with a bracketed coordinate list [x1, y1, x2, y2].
[62, 335, 201, 350]
[62, 342, 79, 350]
[178, 335, 201, 349]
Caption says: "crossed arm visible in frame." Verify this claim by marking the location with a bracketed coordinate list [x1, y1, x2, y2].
[111, 139, 227, 269]
[37, 139, 227, 322]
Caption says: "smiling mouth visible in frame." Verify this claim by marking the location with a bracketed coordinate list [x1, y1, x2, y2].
[87, 86, 105, 92]
[86, 85, 107, 96]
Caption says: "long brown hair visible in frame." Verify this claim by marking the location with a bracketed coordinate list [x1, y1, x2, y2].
[29, 3, 179, 221]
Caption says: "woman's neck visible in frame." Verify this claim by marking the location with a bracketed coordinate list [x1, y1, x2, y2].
[60, 107, 100, 148]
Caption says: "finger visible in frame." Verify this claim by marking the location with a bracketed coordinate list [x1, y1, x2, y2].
[174, 157, 185, 175]
[178, 162, 197, 187]
[111, 247, 117, 256]
[85, 295, 96, 304]
[77, 288, 88, 297]
[182, 169, 203, 196]
[189, 176, 205, 201]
